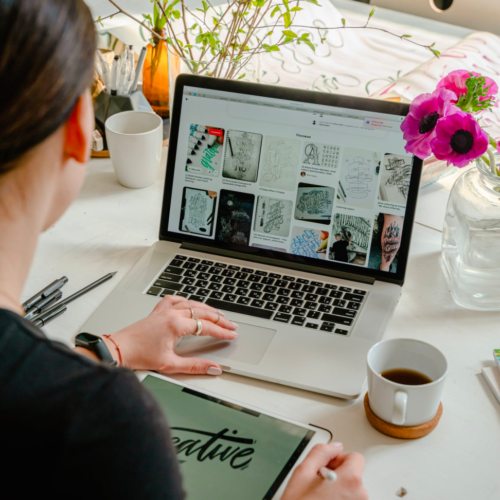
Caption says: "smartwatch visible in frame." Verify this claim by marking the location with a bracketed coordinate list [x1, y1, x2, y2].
[75, 333, 117, 366]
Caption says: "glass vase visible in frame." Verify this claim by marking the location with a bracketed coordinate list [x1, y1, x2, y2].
[441, 150, 500, 310]
[143, 31, 170, 118]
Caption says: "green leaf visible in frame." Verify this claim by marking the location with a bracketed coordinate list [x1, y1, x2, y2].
[191, 23, 198, 30]
[283, 12, 291, 28]
[268, 45, 280, 52]
[430, 48, 440, 58]
[402, 34, 411, 38]
[321, 37, 326, 43]
[271, 5, 280, 17]
[208, 34, 216, 48]
[213, 16, 219, 25]
[302, 0, 319, 4]
[172, 10, 180, 19]
[283, 30, 297, 38]
[283, 0, 290, 11]
[300, 32, 310, 39]
[266, 30, 274, 36]
[303, 39, 315, 51]
[238, 73, 246, 80]
[195, 34, 204, 43]
[256, 0, 265, 7]
[237, 29, 246, 34]
[369, 6, 376, 18]
[290, 6, 302, 11]
[341, 18, 345, 27]
[202, 0, 209, 12]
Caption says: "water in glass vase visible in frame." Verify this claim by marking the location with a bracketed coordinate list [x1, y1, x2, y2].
[442, 154, 500, 310]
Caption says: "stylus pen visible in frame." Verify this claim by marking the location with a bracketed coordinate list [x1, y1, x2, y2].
[318, 467, 337, 482]
[32, 272, 117, 321]
[32, 304, 67, 328]
[22, 276, 68, 312]
[24, 289, 63, 320]
[131, 46, 147, 92]
[110, 55, 120, 96]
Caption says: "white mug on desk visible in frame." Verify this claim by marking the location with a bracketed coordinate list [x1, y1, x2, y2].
[105, 111, 163, 189]
[367, 338, 448, 427]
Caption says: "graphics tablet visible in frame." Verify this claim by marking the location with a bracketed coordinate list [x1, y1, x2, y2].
[136, 372, 331, 499]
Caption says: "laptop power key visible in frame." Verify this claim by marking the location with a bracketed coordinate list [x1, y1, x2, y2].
[205, 298, 274, 319]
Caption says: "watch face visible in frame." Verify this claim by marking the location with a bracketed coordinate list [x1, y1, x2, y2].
[76, 333, 100, 346]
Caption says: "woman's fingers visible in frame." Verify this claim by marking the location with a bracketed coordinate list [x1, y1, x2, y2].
[162, 355, 223, 376]
[184, 318, 239, 340]
[170, 299, 224, 315]
[178, 307, 237, 330]
[300, 443, 344, 474]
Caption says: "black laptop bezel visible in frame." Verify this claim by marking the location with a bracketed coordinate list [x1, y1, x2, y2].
[160, 74, 422, 287]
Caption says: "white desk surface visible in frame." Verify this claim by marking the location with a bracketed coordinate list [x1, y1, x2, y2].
[25, 152, 500, 500]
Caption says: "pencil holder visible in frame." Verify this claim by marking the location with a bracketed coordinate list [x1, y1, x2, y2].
[94, 90, 154, 150]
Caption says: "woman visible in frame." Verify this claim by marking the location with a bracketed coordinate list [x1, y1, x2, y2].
[0, 1, 368, 498]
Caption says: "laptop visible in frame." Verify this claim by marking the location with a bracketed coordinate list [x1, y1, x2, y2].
[82, 75, 422, 399]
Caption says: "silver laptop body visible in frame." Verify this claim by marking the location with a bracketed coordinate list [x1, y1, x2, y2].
[82, 76, 422, 399]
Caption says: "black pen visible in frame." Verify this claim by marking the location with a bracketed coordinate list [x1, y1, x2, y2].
[22, 276, 68, 312]
[32, 272, 117, 321]
[32, 304, 67, 328]
[24, 289, 63, 320]
[228, 137, 234, 157]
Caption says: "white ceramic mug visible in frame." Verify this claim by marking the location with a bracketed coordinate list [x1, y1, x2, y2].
[367, 338, 448, 427]
[105, 111, 163, 189]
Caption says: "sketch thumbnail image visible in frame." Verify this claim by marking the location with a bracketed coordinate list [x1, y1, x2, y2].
[379, 153, 413, 205]
[329, 214, 371, 267]
[302, 142, 340, 170]
[185, 124, 225, 177]
[294, 183, 334, 225]
[337, 148, 381, 210]
[260, 136, 301, 191]
[222, 130, 263, 182]
[367, 213, 404, 274]
[215, 190, 255, 246]
[179, 187, 217, 236]
[290, 227, 329, 260]
[253, 196, 293, 237]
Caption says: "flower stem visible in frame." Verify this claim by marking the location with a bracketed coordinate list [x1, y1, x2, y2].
[487, 147, 497, 176]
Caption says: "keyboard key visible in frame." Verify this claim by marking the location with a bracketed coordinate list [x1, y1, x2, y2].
[333, 307, 357, 318]
[210, 275, 224, 283]
[155, 280, 183, 291]
[242, 267, 254, 273]
[201, 259, 214, 265]
[274, 312, 291, 323]
[235, 288, 248, 296]
[160, 289, 176, 297]
[224, 294, 237, 302]
[251, 299, 265, 308]
[147, 287, 161, 296]
[176, 292, 189, 298]
[188, 257, 200, 263]
[291, 291, 304, 299]
[290, 299, 303, 307]
[248, 275, 261, 282]
[275, 279, 288, 288]
[302, 285, 315, 293]
[215, 262, 227, 268]
[320, 323, 335, 332]
[332, 299, 346, 307]
[318, 305, 331, 313]
[288, 282, 302, 290]
[198, 272, 210, 280]
[354, 289, 367, 295]
[293, 307, 306, 317]
[269, 273, 281, 279]
[277, 288, 290, 296]
[228, 265, 240, 271]
[319, 296, 332, 305]
[305, 322, 319, 329]
[181, 277, 196, 285]
[255, 270, 267, 276]
[248, 291, 261, 299]
[197, 289, 210, 297]
[250, 283, 263, 291]
[340, 287, 352, 293]
[305, 293, 318, 301]
[237, 280, 250, 289]
[237, 296, 251, 305]
[316, 287, 329, 296]
[195, 280, 209, 288]
[283, 276, 295, 281]
[321, 313, 353, 326]
[307, 310, 321, 319]
[304, 301, 317, 310]
[221, 269, 235, 277]
[292, 316, 306, 326]
[184, 270, 198, 278]
[166, 266, 184, 275]
[170, 259, 185, 267]
[235, 272, 248, 280]
[174, 255, 187, 261]
[221, 285, 235, 293]
[190, 295, 206, 303]
[209, 267, 222, 275]
[158, 273, 182, 284]
[224, 277, 237, 286]
[210, 291, 224, 299]
[265, 302, 278, 311]
[279, 305, 293, 314]
[206, 298, 273, 319]
[183, 262, 197, 270]
[264, 285, 277, 294]
[184, 286, 198, 294]
[261, 277, 275, 285]
[324, 284, 337, 290]
[335, 329, 349, 335]
[276, 296, 289, 305]
[329, 290, 343, 298]
[311, 281, 323, 287]
[195, 264, 209, 272]
[348, 302, 361, 311]
[262, 293, 276, 302]
[344, 293, 364, 303]
[208, 283, 221, 291]
[297, 278, 309, 284]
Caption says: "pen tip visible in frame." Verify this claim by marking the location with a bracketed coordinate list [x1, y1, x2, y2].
[110, 272, 118, 277]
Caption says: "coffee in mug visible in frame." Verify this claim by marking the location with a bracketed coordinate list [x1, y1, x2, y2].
[381, 368, 432, 386]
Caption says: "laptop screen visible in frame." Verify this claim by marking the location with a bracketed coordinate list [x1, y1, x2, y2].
[162, 77, 421, 283]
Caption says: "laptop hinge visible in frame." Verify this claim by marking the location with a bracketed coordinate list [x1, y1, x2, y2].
[180, 242, 376, 285]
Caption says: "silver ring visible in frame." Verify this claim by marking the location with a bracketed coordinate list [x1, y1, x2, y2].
[193, 319, 203, 336]
[215, 310, 221, 325]
[189, 307, 195, 320]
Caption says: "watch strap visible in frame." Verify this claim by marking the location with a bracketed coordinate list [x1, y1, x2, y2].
[75, 333, 117, 366]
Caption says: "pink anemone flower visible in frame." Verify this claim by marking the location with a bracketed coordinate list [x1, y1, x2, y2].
[430, 110, 488, 168]
[436, 69, 498, 104]
[400, 88, 457, 159]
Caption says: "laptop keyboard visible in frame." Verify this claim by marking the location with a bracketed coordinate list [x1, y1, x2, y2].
[146, 255, 368, 336]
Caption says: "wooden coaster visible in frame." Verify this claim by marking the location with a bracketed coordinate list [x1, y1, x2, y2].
[91, 139, 169, 159]
[364, 393, 443, 439]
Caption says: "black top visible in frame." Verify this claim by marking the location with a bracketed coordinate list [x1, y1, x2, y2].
[0, 309, 184, 499]
[331, 240, 349, 262]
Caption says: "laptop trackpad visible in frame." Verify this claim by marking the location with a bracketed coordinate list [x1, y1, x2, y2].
[175, 322, 276, 365]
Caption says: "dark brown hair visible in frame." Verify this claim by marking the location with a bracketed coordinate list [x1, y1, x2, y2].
[0, 0, 96, 173]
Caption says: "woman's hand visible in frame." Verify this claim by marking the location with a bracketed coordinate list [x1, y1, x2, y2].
[103, 295, 238, 375]
[282, 443, 368, 500]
